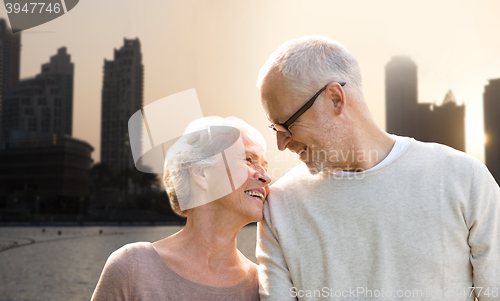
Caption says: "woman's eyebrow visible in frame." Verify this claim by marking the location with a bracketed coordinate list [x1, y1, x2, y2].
[245, 150, 260, 159]
[245, 150, 268, 167]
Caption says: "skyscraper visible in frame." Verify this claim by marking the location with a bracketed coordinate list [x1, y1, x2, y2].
[0, 19, 21, 140]
[484, 79, 500, 184]
[385, 56, 465, 152]
[100, 38, 143, 176]
[0, 19, 20, 97]
[0, 45, 93, 208]
[1, 47, 74, 138]
[431, 91, 466, 152]
[385, 56, 419, 138]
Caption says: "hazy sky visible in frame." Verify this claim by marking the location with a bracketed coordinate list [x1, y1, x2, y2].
[2, 0, 499, 181]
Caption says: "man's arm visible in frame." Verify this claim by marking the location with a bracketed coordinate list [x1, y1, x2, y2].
[468, 160, 500, 301]
[257, 200, 298, 301]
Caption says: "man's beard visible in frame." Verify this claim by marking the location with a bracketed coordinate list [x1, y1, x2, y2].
[303, 147, 338, 175]
[302, 127, 347, 175]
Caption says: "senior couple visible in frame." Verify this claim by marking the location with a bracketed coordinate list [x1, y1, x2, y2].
[92, 36, 500, 301]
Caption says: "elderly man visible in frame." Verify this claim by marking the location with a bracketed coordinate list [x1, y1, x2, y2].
[256, 35, 500, 301]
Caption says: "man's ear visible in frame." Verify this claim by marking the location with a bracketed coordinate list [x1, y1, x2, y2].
[189, 167, 209, 191]
[327, 83, 346, 116]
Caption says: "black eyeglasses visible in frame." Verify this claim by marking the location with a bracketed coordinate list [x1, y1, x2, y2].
[269, 81, 346, 137]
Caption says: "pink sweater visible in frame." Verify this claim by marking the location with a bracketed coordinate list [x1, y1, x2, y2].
[91, 242, 259, 301]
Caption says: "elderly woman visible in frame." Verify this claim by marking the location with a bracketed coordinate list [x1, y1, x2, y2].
[91, 116, 271, 301]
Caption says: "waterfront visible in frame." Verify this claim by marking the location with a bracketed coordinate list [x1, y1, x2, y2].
[0, 225, 258, 301]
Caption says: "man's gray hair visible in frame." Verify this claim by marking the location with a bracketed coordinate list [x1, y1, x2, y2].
[257, 35, 364, 101]
[163, 116, 265, 216]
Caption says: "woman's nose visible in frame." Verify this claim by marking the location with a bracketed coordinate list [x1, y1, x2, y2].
[254, 165, 271, 185]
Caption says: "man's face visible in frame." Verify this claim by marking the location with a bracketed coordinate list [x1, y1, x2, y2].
[260, 69, 349, 174]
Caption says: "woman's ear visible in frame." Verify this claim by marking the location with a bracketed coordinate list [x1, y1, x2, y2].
[189, 167, 209, 191]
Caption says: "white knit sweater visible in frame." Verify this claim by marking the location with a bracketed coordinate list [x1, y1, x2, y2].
[257, 139, 500, 301]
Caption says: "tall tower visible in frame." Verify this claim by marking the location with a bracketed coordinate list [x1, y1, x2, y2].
[1, 47, 74, 139]
[0, 19, 21, 140]
[484, 79, 500, 184]
[100, 38, 143, 176]
[385, 56, 418, 137]
[432, 91, 465, 152]
[41, 47, 74, 136]
[0, 19, 20, 96]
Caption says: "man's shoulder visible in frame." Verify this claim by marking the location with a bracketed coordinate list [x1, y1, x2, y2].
[405, 139, 489, 179]
[266, 163, 330, 208]
[409, 139, 480, 166]
[270, 163, 313, 190]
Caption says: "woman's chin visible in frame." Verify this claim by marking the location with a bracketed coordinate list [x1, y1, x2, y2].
[241, 206, 263, 224]
[249, 206, 264, 223]
[251, 213, 263, 223]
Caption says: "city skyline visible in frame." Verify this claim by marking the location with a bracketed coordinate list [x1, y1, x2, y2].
[0, 19, 93, 205]
[385, 56, 466, 152]
[1, 0, 499, 180]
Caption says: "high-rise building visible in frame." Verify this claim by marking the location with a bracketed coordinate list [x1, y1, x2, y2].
[100, 38, 143, 176]
[484, 79, 500, 184]
[385, 56, 465, 152]
[431, 91, 466, 152]
[0, 19, 21, 140]
[0, 40, 3, 139]
[385, 56, 419, 138]
[0, 134, 94, 207]
[0, 45, 94, 209]
[0, 19, 20, 96]
[1, 47, 74, 139]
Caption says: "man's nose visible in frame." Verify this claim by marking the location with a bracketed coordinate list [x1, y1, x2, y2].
[277, 132, 291, 151]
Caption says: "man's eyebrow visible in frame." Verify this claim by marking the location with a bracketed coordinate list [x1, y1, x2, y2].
[267, 114, 281, 124]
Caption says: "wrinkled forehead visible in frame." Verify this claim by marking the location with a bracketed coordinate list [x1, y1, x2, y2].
[260, 68, 299, 124]
[242, 134, 265, 157]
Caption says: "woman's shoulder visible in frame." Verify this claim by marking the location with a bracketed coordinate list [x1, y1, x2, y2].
[108, 242, 151, 261]
[92, 242, 155, 300]
[104, 242, 156, 272]
[110, 242, 152, 258]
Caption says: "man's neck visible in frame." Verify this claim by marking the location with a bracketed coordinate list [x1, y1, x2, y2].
[332, 125, 396, 173]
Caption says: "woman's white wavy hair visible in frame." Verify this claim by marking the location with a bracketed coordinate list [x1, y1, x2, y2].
[163, 116, 266, 216]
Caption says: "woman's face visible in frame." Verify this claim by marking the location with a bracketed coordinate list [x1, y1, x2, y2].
[218, 134, 271, 223]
